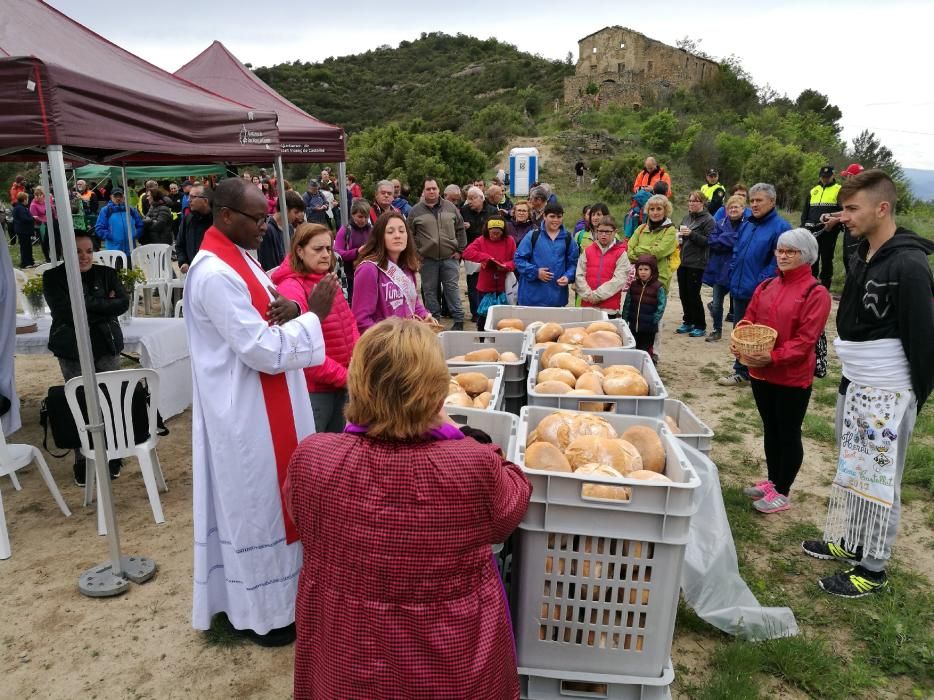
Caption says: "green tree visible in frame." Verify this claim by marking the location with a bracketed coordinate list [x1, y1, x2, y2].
[465, 104, 529, 156]
[795, 89, 843, 133]
[640, 110, 679, 152]
[742, 136, 806, 208]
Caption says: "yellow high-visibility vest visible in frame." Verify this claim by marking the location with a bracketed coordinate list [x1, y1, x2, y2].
[809, 182, 841, 206]
[700, 183, 725, 203]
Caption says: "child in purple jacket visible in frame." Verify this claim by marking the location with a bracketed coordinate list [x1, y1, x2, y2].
[334, 198, 373, 303]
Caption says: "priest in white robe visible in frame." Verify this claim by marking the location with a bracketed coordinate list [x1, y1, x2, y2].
[184, 178, 338, 646]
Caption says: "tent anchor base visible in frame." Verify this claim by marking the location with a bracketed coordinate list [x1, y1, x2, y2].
[78, 555, 157, 597]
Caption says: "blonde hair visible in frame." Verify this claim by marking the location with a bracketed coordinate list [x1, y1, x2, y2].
[645, 194, 672, 218]
[345, 318, 449, 440]
[725, 195, 747, 210]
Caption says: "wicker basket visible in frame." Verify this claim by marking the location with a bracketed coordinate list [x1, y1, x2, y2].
[731, 320, 778, 354]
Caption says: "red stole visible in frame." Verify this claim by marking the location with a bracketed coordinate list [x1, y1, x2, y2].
[199, 227, 300, 544]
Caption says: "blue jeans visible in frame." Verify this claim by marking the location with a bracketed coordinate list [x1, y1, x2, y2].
[420, 258, 463, 322]
[710, 283, 730, 333]
[731, 296, 750, 379]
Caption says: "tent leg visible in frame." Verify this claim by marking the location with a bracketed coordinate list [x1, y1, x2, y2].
[48, 146, 156, 597]
[39, 162, 57, 265]
[337, 162, 348, 232]
[121, 167, 135, 268]
[275, 156, 289, 253]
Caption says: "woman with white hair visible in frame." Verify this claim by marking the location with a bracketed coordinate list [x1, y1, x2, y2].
[732, 228, 831, 514]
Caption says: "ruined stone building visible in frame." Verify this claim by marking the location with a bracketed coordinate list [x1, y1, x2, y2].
[564, 26, 719, 108]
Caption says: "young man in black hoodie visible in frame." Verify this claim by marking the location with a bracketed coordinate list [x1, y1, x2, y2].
[802, 170, 933, 598]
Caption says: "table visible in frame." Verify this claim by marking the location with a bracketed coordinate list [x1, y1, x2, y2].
[15, 315, 191, 418]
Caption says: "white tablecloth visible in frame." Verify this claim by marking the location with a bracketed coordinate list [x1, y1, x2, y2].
[14, 315, 191, 418]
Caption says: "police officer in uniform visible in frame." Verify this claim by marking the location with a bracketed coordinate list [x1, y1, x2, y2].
[800, 165, 842, 288]
[700, 168, 726, 216]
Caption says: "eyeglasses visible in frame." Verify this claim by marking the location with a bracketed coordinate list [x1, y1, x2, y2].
[224, 206, 267, 228]
[189, 195, 207, 201]
[775, 248, 800, 257]
[687, 198, 702, 203]
[596, 228, 616, 234]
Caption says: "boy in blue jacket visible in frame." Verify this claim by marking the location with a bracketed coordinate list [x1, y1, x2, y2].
[513, 202, 579, 307]
[95, 189, 143, 257]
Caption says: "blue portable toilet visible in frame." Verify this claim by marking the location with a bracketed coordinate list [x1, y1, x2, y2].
[509, 147, 539, 197]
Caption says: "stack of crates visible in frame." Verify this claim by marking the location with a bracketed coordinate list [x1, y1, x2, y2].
[664, 399, 714, 455]
[440, 330, 530, 415]
[511, 406, 702, 698]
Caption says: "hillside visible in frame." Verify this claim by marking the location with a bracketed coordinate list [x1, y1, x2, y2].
[253, 33, 573, 136]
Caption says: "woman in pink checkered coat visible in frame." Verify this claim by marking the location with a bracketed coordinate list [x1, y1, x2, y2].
[287, 318, 531, 699]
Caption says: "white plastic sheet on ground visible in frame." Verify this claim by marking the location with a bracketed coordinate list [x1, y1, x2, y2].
[679, 443, 800, 640]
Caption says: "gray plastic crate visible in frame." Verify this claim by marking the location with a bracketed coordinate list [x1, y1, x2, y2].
[520, 661, 674, 699]
[504, 395, 526, 416]
[664, 399, 713, 455]
[512, 407, 698, 677]
[484, 305, 609, 332]
[527, 348, 667, 419]
[440, 330, 529, 383]
[444, 405, 518, 460]
[549, 319, 637, 350]
[448, 364, 505, 412]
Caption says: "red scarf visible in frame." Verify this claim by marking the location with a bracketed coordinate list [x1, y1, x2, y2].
[199, 227, 299, 544]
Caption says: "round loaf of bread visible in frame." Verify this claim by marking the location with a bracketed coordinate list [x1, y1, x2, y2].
[444, 392, 473, 407]
[563, 413, 618, 445]
[586, 321, 619, 334]
[539, 342, 575, 369]
[615, 439, 644, 471]
[533, 412, 575, 448]
[525, 441, 572, 472]
[582, 330, 624, 348]
[604, 373, 649, 396]
[535, 322, 564, 343]
[464, 348, 500, 362]
[499, 351, 519, 362]
[538, 367, 578, 387]
[664, 415, 681, 434]
[534, 380, 573, 395]
[565, 436, 636, 472]
[454, 372, 489, 395]
[472, 391, 492, 409]
[576, 463, 631, 500]
[557, 327, 589, 345]
[604, 364, 642, 376]
[627, 469, 672, 482]
[496, 318, 525, 331]
[620, 426, 666, 473]
[575, 372, 604, 395]
[550, 352, 591, 378]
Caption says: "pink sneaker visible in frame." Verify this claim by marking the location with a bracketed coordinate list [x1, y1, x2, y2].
[743, 479, 772, 499]
[753, 485, 791, 514]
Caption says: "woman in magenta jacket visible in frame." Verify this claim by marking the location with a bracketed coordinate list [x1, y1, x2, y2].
[351, 211, 433, 334]
[270, 223, 360, 432]
[462, 217, 516, 331]
[732, 228, 831, 514]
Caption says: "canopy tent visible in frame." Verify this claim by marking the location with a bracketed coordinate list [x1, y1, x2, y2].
[0, 1, 280, 164]
[74, 164, 228, 183]
[175, 41, 345, 162]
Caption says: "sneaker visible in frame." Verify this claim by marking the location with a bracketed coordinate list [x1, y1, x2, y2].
[705, 331, 722, 342]
[753, 487, 791, 513]
[743, 479, 772, 499]
[109, 459, 123, 479]
[801, 540, 863, 566]
[450, 321, 464, 331]
[675, 323, 694, 334]
[73, 459, 86, 487]
[819, 566, 888, 598]
[689, 328, 706, 338]
[717, 373, 748, 386]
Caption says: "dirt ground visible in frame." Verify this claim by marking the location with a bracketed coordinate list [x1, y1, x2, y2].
[2, 285, 930, 699]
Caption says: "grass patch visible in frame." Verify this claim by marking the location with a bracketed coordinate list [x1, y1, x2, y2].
[802, 413, 836, 445]
[812, 388, 839, 409]
[698, 366, 719, 379]
[675, 598, 723, 638]
[733, 393, 756, 411]
[681, 391, 697, 400]
[903, 442, 934, 494]
[715, 422, 745, 444]
[203, 613, 245, 648]
[722, 485, 764, 548]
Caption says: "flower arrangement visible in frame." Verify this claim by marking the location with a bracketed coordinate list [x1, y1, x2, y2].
[21, 277, 45, 318]
[118, 267, 146, 295]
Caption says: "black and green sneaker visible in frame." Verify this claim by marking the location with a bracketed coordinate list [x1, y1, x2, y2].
[801, 540, 863, 566]
[819, 566, 888, 598]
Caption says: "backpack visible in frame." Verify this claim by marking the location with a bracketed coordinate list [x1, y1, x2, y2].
[761, 278, 827, 378]
[530, 226, 573, 258]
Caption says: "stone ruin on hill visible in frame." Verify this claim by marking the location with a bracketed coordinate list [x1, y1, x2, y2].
[564, 26, 719, 109]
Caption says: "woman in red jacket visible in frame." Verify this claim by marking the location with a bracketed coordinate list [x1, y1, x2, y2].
[462, 217, 516, 331]
[270, 223, 360, 432]
[732, 228, 831, 513]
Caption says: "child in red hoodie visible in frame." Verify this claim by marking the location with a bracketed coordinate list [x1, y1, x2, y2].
[462, 217, 516, 331]
[270, 223, 360, 432]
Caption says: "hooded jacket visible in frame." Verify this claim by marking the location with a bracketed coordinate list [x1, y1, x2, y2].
[729, 207, 791, 300]
[95, 202, 143, 256]
[628, 218, 678, 289]
[269, 260, 360, 393]
[703, 213, 743, 287]
[837, 227, 934, 407]
[513, 225, 579, 307]
[679, 210, 714, 270]
[623, 255, 667, 334]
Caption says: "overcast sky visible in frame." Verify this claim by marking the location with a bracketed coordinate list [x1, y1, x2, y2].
[51, 0, 934, 169]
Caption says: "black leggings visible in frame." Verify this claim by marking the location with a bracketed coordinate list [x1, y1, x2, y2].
[750, 379, 812, 496]
[677, 266, 706, 330]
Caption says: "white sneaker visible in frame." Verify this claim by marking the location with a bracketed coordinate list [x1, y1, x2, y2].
[717, 373, 749, 386]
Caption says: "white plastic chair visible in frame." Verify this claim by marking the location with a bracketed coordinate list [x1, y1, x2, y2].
[0, 429, 72, 559]
[130, 244, 172, 317]
[12, 268, 28, 313]
[32, 261, 59, 275]
[166, 265, 186, 314]
[93, 250, 127, 270]
[173, 299, 184, 318]
[64, 369, 167, 534]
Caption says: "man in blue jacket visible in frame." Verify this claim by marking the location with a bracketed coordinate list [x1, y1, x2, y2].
[95, 189, 143, 257]
[514, 201, 579, 307]
[718, 182, 791, 386]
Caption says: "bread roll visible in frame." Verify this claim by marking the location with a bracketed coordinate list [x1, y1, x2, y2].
[603, 374, 649, 396]
[557, 327, 589, 345]
[525, 441, 572, 472]
[539, 342, 575, 369]
[664, 415, 681, 434]
[621, 426, 666, 473]
[454, 372, 489, 395]
[498, 327, 522, 333]
[464, 348, 500, 362]
[586, 321, 619, 334]
[583, 330, 624, 348]
[575, 372, 604, 394]
[444, 392, 473, 407]
[533, 412, 575, 448]
[550, 352, 591, 378]
[538, 368, 577, 387]
[604, 364, 642, 376]
[473, 392, 492, 409]
[535, 322, 564, 343]
[499, 351, 519, 362]
[534, 380, 573, 395]
[565, 436, 636, 472]
[496, 318, 525, 331]
[627, 469, 672, 483]
[615, 439, 643, 471]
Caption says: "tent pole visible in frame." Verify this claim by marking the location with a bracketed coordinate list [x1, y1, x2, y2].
[337, 162, 348, 233]
[39, 162, 57, 265]
[275, 155, 289, 253]
[121, 167, 135, 266]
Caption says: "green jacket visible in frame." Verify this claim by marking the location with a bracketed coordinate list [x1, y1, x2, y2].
[627, 220, 678, 290]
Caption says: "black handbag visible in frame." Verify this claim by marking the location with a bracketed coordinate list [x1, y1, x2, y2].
[39, 381, 168, 458]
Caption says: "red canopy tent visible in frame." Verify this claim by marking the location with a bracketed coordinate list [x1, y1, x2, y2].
[176, 40, 345, 162]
